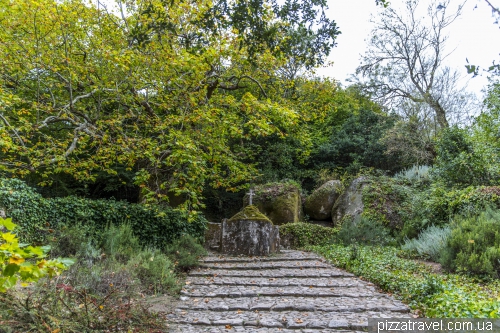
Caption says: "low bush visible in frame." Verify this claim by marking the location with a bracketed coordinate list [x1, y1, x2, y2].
[333, 216, 394, 246]
[279, 222, 339, 248]
[130, 249, 179, 294]
[101, 224, 142, 263]
[312, 244, 500, 317]
[440, 208, 500, 278]
[402, 225, 451, 261]
[0, 281, 167, 332]
[164, 234, 207, 272]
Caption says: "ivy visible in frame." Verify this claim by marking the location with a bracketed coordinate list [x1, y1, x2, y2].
[0, 178, 207, 248]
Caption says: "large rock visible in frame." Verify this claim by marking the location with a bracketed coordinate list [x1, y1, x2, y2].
[243, 182, 302, 225]
[220, 205, 280, 256]
[304, 180, 342, 220]
[331, 177, 369, 226]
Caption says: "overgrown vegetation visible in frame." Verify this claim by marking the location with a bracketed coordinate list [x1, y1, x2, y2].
[312, 244, 500, 318]
[0, 178, 207, 246]
[0, 222, 205, 332]
[280, 222, 339, 248]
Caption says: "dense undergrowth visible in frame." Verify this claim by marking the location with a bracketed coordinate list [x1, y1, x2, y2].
[0, 212, 206, 332]
[312, 244, 500, 318]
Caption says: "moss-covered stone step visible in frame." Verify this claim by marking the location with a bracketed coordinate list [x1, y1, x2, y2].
[186, 276, 366, 287]
[176, 295, 409, 313]
[180, 285, 380, 298]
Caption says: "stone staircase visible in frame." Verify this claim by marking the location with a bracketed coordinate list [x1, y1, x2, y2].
[167, 250, 411, 332]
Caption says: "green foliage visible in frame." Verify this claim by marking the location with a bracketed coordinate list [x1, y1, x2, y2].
[101, 224, 142, 263]
[440, 209, 500, 278]
[0, 217, 73, 292]
[333, 216, 394, 246]
[279, 222, 339, 248]
[315, 107, 403, 174]
[0, 178, 207, 247]
[0, 280, 167, 332]
[128, 249, 179, 294]
[164, 234, 207, 272]
[434, 126, 496, 187]
[361, 176, 414, 235]
[402, 225, 451, 261]
[313, 244, 500, 318]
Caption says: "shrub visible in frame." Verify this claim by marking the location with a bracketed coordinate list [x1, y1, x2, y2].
[279, 222, 339, 248]
[433, 126, 495, 187]
[402, 225, 451, 261]
[128, 249, 178, 294]
[395, 165, 432, 184]
[164, 234, 207, 272]
[0, 178, 207, 247]
[100, 224, 142, 263]
[333, 216, 394, 246]
[440, 208, 500, 278]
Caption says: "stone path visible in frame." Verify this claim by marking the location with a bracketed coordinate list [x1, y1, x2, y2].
[167, 250, 412, 332]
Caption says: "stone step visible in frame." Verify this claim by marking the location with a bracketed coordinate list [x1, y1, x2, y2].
[202, 252, 322, 263]
[199, 261, 331, 270]
[167, 309, 411, 330]
[168, 324, 365, 333]
[190, 268, 354, 278]
[186, 276, 367, 288]
[176, 295, 409, 313]
[180, 285, 381, 298]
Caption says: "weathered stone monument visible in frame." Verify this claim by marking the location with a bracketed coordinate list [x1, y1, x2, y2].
[220, 204, 280, 256]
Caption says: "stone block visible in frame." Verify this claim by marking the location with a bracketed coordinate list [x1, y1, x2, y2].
[220, 205, 280, 256]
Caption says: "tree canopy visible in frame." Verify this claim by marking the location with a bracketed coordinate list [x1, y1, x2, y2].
[0, 0, 345, 212]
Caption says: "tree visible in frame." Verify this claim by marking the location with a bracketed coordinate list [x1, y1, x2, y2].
[355, 0, 475, 128]
[0, 0, 342, 212]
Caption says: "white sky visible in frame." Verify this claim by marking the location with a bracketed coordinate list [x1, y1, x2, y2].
[318, 0, 500, 99]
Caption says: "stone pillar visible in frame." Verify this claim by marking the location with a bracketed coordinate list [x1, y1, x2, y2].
[220, 205, 280, 256]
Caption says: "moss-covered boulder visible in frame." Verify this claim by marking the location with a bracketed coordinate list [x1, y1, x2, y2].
[221, 205, 280, 256]
[331, 177, 369, 226]
[243, 182, 302, 225]
[304, 180, 342, 220]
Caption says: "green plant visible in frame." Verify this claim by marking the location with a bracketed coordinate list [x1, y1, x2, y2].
[0, 178, 208, 247]
[128, 249, 178, 294]
[433, 126, 495, 187]
[333, 216, 394, 246]
[100, 224, 142, 263]
[0, 217, 74, 292]
[395, 165, 432, 183]
[440, 208, 500, 278]
[402, 225, 451, 261]
[279, 222, 339, 248]
[164, 234, 207, 272]
[312, 244, 500, 317]
[0, 279, 167, 332]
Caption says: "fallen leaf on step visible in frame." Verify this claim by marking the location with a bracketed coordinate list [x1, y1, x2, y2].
[296, 319, 303, 323]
